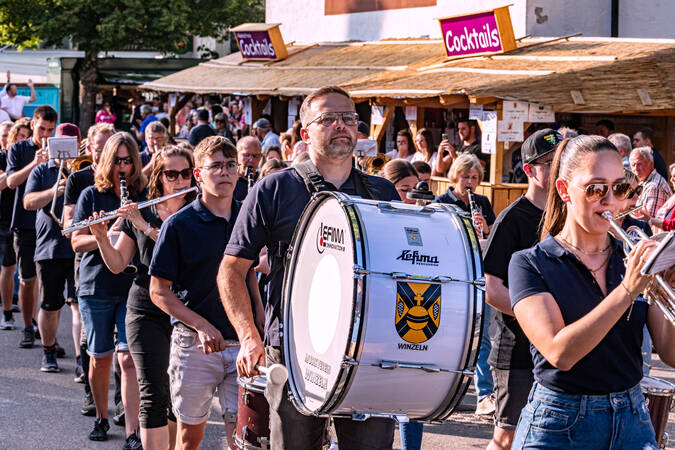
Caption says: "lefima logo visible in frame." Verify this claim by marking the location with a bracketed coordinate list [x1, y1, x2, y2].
[316, 222, 346, 253]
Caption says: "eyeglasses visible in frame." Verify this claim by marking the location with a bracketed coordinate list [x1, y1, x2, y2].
[240, 153, 262, 160]
[201, 161, 238, 174]
[627, 184, 643, 200]
[114, 156, 133, 165]
[163, 168, 192, 181]
[306, 111, 359, 128]
[566, 180, 632, 201]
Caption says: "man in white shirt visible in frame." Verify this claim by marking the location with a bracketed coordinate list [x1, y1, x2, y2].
[1, 72, 37, 120]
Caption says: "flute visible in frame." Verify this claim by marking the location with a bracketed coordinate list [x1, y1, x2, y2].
[614, 204, 644, 220]
[61, 186, 199, 235]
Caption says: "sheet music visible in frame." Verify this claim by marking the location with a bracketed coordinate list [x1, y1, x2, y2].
[642, 231, 675, 275]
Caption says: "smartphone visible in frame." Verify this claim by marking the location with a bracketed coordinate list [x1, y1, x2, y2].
[441, 133, 449, 157]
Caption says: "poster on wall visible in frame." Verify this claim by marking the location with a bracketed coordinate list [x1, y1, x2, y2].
[405, 106, 417, 121]
[243, 97, 253, 125]
[498, 120, 524, 142]
[371, 106, 385, 125]
[528, 103, 555, 123]
[480, 111, 498, 154]
[502, 101, 529, 122]
[469, 104, 484, 120]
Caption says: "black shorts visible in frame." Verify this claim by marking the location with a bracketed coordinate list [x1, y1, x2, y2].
[37, 258, 76, 311]
[491, 367, 534, 430]
[12, 228, 36, 282]
[0, 228, 16, 267]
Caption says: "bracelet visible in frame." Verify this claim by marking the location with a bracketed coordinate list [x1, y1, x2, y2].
[143, 223, 154, 236]
[619, 282, 633, 299]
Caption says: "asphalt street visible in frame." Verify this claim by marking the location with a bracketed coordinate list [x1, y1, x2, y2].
[0, 306, 672, 449]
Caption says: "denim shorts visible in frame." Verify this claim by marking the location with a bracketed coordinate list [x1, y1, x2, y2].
[168, 323, 238, 426]
[513, 382, 658, 449]
[78, 295, 129, 358]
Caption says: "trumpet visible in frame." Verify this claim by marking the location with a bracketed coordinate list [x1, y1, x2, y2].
[602, 211, 675, 326]
[61, 186, 199, 236]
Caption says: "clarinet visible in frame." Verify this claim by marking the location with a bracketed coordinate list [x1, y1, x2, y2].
[466, 187, 484, 239]
[245, 166, 255, 192]
[119, 173, 128, 204]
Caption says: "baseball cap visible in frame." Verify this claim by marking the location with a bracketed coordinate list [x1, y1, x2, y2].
[521, 128, 563, 164]
[253, 118, 272, 129]
[54, 123, 82, 142]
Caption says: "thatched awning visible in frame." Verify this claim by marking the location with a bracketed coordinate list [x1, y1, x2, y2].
[141, 37, 675, 114]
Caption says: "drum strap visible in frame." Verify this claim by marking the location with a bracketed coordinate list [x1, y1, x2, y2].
[293, 160, 375, 200]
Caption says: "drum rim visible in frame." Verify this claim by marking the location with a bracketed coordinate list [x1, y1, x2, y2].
[421, 203, 485, 421]
[641, 375, 675, 395]
[237, 376, 267, 394]
[282, 192, 365, 416]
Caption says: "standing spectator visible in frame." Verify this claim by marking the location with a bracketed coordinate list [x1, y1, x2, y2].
[188, 108, 216, 147]
[133, 105, 157, 144]
[608, 132, 632, 170]
[7, 105, 58, 348]
[629, 146, 672, 221]
[1, 71, 37, 120]
[411, 129, 438, 168]
[253, 118, 281, 151]
[456, 119, 490, 173]
[214, 113, 234, 141]
[633, 126, 668, 180]
[595, 119, 614, 137]
[23, 123, 81, 373]
[95, 102, 117, 124]
[155, 102, 170, 121]
[387, 130, 416, 162]
[280, 132, 293, 160]
[179, 110, 197, 139]
[228, 101, 243, 136]
[232, 136, 262, 201]
[139, 121, 168, 177]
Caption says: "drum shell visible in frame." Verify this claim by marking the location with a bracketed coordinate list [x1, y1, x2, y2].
[235, 376, 270, 449]
[641, 376, 675, 448]
[283, 193, 483, 421]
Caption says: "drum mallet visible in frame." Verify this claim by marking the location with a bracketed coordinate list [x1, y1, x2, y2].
[257, 364, 288, 385]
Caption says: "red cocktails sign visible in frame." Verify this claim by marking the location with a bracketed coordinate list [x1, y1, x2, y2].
[437, 7, 516, 58]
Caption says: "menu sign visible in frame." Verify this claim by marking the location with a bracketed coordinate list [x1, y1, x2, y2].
[232, 23, 288, 61]
[437, 7, 516, 58]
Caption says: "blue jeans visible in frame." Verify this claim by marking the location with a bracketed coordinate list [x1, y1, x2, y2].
[474, 304, 494, 400]
[399, 422, 423, 449]
[513, 382, 658, 449]
[79, 295, 128, 358]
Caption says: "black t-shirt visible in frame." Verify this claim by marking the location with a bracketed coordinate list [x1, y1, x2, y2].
[188, 124, 216, 147]
[483, 195, 542, 369]
[433, 187, 496, 226]
[7, 138, 39, 229]
[652, 147, 668, 181]
[149, 197, 242, 339]
[509, 236, 647, 394]
[458, 140, 490, 175]
[119, 205, 166, 317]
[64, 166, 95, 206]
[0, 151, 16, 229]
[224, 166, 400, 346]
[234, 176, 249, 202]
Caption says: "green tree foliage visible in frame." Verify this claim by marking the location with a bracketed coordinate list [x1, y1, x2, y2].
[0, 0, 264, 128]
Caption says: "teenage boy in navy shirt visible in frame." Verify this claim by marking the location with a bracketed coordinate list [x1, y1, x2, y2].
[7, 105, 57, 348]
[150, 136, 263, 450]
[219, 86, 399, 449]
[24, 123, 80, 373]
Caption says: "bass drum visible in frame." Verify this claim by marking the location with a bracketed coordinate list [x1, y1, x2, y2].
[282, 192, 484, 421]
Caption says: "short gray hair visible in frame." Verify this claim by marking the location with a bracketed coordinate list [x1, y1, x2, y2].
[236, 135, 261, 152]
[140, 104, 152, 115]
[146, 121, 167, 135]
[631, 146, 653, 163]
[608, 133, 632, 153]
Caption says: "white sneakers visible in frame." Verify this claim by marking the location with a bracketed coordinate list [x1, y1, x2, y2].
[475, 394, 496, 416]
[0, 316, 15, 330]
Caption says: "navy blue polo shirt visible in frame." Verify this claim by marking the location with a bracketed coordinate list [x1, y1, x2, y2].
[433, 187, 496, 226]
[64, 166, 95, 206]
[508, 235, 647, 395]
[25, 161, 75, 261]
[233, 176, 249, 202]
[225, 166, 400, 346]
[7, 137, 39, 230]
[73, 185, 135, 298]
[149, 196, 242, 340]
[0, 151, 16, 229]
[139, 150, 152, 167]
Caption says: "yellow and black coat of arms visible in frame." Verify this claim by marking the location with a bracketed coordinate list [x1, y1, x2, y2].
[395, 282, 441, 343]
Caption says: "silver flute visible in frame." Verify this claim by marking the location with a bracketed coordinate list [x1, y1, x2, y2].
[61, 186, 198, 236]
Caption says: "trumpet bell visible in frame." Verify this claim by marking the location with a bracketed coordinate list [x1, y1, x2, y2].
[363, 153, 391, 174]
[71, 155, 93, 172]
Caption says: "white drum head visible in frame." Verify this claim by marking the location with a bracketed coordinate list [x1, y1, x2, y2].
[286, 197, 355, 413]
[641, 376, 675, 395]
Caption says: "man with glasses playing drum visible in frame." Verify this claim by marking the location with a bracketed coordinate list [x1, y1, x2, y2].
[218, 86, 400, 449]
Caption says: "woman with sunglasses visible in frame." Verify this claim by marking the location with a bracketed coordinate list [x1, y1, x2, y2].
[87, 146, 197, 450]
[508, 135, 674, 449]
[71, 132, 146, 444]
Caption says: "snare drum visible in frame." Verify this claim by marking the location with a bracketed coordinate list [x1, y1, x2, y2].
[282, 192, 484, 421]
[641, 376, 675, 448]
[235, 376, 270, 450]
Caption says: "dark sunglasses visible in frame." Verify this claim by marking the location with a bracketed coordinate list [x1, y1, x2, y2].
[567, 181, 632, 201]
[627, 184, 643, 200]
[163, 168, 192, 181]
[114, 156, 133, 165]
